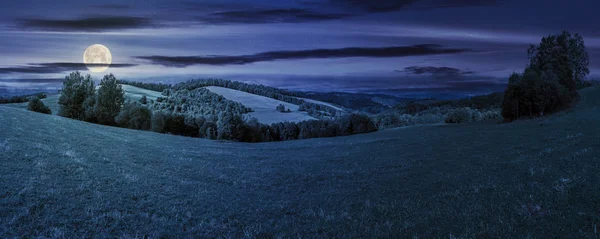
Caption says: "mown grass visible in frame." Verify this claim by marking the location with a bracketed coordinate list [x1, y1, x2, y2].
[0, 87, 599, 238]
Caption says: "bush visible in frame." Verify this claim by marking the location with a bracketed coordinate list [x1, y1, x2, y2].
[27, 97, 51, 114]
[445, 107, 475, 123]
[115, 102, 152, 130]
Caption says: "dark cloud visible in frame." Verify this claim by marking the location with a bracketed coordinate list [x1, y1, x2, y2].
[136, 44, 472, 67]
[325, 0, 501, 12]
[399, 66, 475, 75]
[0, 63, 137, 74]
[18, 17, 153, 31]
[197, 8, 354, 24]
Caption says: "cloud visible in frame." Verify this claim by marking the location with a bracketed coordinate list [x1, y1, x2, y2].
[0, 63, 137, 74]
[324, 0, 500, 12]
[399, 66, 475, 75]
[18, 17, 154, 31]
[197, 8, 354, 24]
[136, 44, 472, 67]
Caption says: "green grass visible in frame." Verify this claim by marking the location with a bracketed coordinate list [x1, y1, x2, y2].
[1, 87, 599, 238]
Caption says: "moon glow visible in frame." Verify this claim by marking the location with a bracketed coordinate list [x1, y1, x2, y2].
[83, 44, 112, 73]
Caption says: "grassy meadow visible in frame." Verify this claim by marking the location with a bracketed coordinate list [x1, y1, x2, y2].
[0, 85, 599, 237]
[205, 86, 317, 124]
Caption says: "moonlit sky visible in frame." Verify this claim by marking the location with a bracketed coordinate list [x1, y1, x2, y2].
[1, 0, 599, 98]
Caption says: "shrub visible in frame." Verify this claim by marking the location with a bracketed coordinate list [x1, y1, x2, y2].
[445, 107, 475, 123]
[115, 102, 152, 130]
[27, 97, 51, 114]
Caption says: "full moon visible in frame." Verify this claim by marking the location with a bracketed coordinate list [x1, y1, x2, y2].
[83, 44, 112, 73]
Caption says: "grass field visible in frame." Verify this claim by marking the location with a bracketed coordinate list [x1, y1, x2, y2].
[0, 87, 599, 238]
[205, 86, 317, 124]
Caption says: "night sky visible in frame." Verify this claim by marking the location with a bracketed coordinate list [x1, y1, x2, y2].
[1, 0, 599, 98]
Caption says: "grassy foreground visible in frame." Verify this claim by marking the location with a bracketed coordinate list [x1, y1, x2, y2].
[0, 87, 599, 238]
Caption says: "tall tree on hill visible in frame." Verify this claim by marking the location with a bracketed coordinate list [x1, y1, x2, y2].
[527, 31, 589, 95]
[58, 71, 95, 120]
[95, 74, 125, 125]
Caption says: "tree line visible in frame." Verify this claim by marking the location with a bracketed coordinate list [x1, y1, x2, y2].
[116, 79, 172, 92]
[0, 92, 47, 104]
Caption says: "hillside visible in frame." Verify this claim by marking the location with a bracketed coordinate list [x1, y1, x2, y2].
[4, 85, 160, 115]
[205, 86, 317, 124]
[294, 91, 409, 114]
[1, 86, 599, 237]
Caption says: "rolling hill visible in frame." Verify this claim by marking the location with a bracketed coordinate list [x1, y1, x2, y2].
[1, 86, 599, 237]
[205, 86, 318, 124]
[4, 85, 161, 115]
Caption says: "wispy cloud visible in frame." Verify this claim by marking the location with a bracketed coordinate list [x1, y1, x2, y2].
[17, 17, 154, 31]
[309, 0, 501, 13]
[399, 66, 475, 75]
[136, 44, 472, 67]
[0, 63, 137, 74]
[197, 8, 354, 24]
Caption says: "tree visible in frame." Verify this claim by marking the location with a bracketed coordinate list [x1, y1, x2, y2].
[58, 71, 95, 120]
[94, 74, 125, 125]
[276, 104, 286, 112]
[27, 97, 51, 114]
[217, 112, 245, 141]
[139, 95, 148, 104]
[527, 31, 589, 95]
[502, 31, 589, 121]
[115, 102, 152, 130]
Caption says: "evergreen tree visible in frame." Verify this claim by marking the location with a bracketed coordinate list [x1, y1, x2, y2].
[58, 71, 95, 120]
[95, 74, 125, 125]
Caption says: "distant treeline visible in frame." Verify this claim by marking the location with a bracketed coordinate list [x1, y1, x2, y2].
[0, 92, 47, 104]
[395, 92, 504, 115]
[117, 80, 172, 92]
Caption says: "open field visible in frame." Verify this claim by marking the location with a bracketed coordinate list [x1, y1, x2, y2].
[205, 86, 317, 124]
[0, 87, 599, 237]
[121, 84, 163, 102]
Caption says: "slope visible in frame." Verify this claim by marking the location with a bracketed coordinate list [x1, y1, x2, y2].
[205, 86, 317, 124]
[0, 86, 599, 238]
[4, 85, 161, 115]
